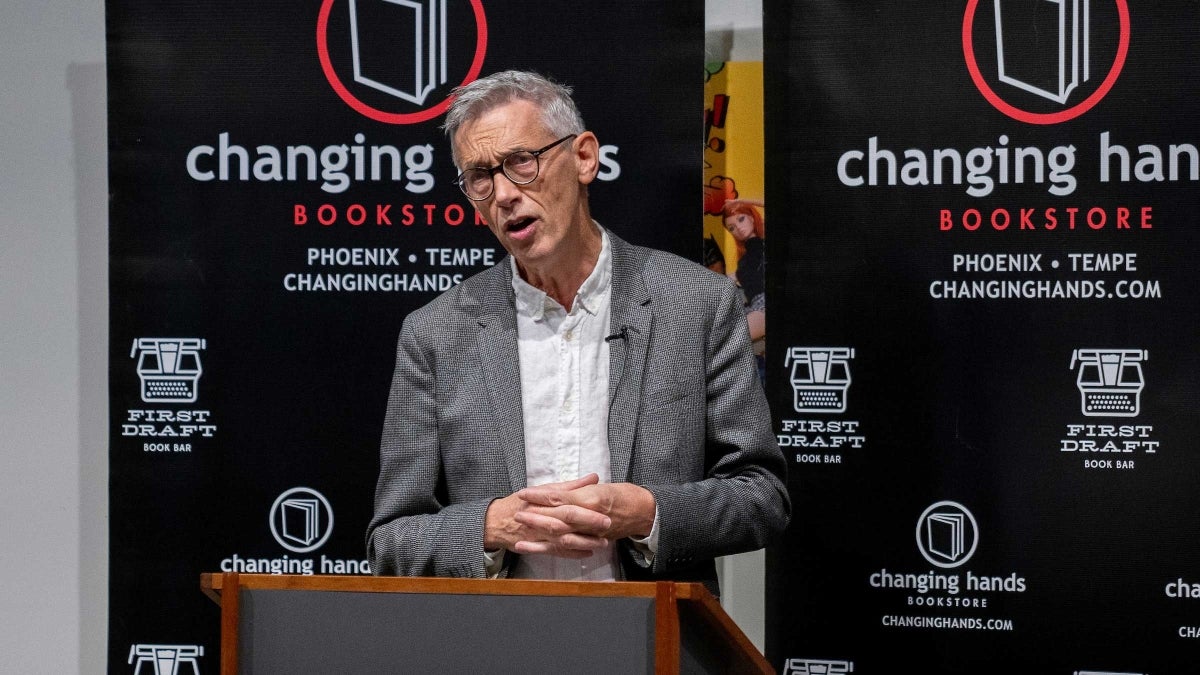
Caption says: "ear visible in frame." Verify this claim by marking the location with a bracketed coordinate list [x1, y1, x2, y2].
[573, 131, 600, 185]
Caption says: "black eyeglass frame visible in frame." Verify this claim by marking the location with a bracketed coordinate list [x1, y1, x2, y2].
[454, 134, 578, 201]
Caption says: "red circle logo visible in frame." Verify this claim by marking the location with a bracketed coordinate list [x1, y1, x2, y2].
[963, 0, 1129, 125]
[316, 0, 488, 125]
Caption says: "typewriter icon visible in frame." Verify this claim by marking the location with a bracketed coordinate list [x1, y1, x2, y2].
[783, 659, 854, 675]
[786, 347, 855, 414]
[128, 644, 203, 675]
[1070, 348, 1147, 417]
[131, 338, 206, 404]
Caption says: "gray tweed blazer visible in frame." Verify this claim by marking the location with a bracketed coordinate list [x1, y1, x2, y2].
[366, 231, 790, 593]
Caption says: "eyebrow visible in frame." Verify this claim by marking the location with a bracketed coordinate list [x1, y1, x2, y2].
[463, 142, 537, 168]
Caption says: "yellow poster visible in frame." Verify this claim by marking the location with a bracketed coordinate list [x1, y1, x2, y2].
[704, 61, 765, 366]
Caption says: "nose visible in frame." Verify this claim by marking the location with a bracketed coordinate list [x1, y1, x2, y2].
[491, 171, 522, 206]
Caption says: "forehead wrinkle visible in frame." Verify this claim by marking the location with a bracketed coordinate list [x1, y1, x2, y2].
[454, 101, 553, 169]
[457, 129, 511, 168]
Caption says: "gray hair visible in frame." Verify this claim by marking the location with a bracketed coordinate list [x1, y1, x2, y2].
[442, 70, 586, 167]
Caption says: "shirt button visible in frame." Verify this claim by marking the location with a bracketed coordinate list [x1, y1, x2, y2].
[563, 400, 573, 412]
[564, 330, 574, 341]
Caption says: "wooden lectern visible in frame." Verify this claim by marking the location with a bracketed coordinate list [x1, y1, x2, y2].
[201, 573, 772, 674]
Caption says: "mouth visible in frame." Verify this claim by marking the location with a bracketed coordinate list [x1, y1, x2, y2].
[504, 217, 536, 235]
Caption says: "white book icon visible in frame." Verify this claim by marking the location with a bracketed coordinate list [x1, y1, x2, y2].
[282, 498, 321, 546]
[925, 512, 965, 562]
[350, 0, 448, 104]
[995, 0, 1090, 104]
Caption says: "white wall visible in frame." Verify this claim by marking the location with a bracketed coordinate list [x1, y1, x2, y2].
[0, 0, 765, 670]
[0, 0, 108, 672]
[706, 0, 764, 61]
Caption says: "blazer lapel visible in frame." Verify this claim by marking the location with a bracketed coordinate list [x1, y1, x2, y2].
[476, 262, 527, 492]
[607, 235, 652, 483]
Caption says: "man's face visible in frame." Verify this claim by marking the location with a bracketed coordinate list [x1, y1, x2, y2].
[453, 99, 597, 271]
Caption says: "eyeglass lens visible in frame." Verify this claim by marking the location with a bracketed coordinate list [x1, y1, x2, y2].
[458, 135, 575, 200]
[460, 153, 535, 199]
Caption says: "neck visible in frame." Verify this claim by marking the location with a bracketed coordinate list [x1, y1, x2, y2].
[516, 219, 602, 310]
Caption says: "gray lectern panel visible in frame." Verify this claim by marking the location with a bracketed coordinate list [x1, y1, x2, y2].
[239, 589, 655, 674]
[679, 604, 730, 674]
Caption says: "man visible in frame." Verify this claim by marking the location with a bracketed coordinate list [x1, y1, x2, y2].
[367, 71, 788, 592]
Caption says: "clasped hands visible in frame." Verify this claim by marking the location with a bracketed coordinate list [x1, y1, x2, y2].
[483, 473, 656, 559]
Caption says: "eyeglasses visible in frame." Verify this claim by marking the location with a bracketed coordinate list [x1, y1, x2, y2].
[454, 134, 577, 201]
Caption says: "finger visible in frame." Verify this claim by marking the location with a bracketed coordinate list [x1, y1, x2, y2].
[540, 504, 611, 532]
[514, 534, 609, 556]
[517, 474, 600, 503]
[513, 541, 593, 559]
[561, 472, 601, 488]
[514, 488, 565, 507]
[512, 510, 574, 537]
[541, 473, 600, 491]
[522, 485, 609, 513]
[518, 486, 596, 508]
[515, 507, 611, 535]
[555, 532, 610, 551]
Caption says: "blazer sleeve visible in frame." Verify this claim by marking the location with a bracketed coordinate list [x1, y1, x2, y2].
[365, 316, 493, 579]
[642, 277, 791, 573]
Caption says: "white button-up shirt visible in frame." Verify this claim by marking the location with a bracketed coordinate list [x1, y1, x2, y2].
[483, 228, 656, 580]
[509, 229, 618, 581]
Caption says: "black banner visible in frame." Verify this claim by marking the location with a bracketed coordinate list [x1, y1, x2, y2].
[765, 1, 1199, 672]
[107, 1, 701, 670]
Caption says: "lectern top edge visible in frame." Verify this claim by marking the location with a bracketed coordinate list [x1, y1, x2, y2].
[200, 572, 709, 603]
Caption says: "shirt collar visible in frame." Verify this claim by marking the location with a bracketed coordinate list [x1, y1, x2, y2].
[511, 225, 611, 321]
